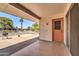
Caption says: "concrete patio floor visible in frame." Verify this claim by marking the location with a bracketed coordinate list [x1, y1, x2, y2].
[0, 37, 38, 56]
[11, 40, 71, 56]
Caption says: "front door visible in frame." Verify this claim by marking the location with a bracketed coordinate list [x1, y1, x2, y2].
[53, 18, 64, 43]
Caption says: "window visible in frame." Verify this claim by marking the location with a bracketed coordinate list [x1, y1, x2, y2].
[54, 21, 61, 30]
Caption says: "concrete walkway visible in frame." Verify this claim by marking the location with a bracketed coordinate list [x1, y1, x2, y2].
[0, 33, 39, 49]
[11, 40, 71, 56]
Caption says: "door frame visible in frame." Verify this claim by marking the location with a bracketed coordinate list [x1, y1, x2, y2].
[52, 17, 64, 42]
[65, 4, 74, 50]
[66, 12, 71, 50]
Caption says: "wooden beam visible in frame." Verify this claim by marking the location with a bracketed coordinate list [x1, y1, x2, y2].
[9, 3, 41, 19]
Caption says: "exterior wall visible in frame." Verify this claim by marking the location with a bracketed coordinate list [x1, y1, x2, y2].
[64, 4, 73, 45]
[65, 12, 71, 50]
[39, 13, 64, 42]
[39, 4, 73, 42]
[39, 18, 52, 41]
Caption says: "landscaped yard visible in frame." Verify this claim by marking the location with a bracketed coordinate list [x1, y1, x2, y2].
[0, 31, 39, 49]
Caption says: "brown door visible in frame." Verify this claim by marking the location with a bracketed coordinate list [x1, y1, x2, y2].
[53, 18, 64, 43]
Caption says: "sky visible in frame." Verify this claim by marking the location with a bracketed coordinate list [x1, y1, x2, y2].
[0, 12, 35, 29]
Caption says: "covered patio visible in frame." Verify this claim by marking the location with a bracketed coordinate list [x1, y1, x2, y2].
[0, 3, 78, 56]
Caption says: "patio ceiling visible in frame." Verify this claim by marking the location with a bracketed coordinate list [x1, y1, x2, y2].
[9, 3, 41, 20]
[20, 3, 67, 18]
[0, 3, 39, 23]
[0, 3, 68, 23]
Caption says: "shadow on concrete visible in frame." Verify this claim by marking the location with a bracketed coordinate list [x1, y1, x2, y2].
[0, 37, 39, 56]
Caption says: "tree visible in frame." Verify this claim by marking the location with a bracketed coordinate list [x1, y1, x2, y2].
[0, 17, 13, 39]
[31, 23, 39, 31]
[20, 18, 23, 31]
[0, 22, 4, 28]
[0, 17, 13, 28]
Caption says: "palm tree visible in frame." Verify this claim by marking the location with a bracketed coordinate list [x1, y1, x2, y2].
[20, 18, 23, 31]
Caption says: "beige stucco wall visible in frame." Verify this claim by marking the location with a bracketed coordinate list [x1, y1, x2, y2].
[64, 3, 73, 45]
[39, 7, 73, 42]
[39, 13, 64, 41]
[39, 18, 52, 41]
